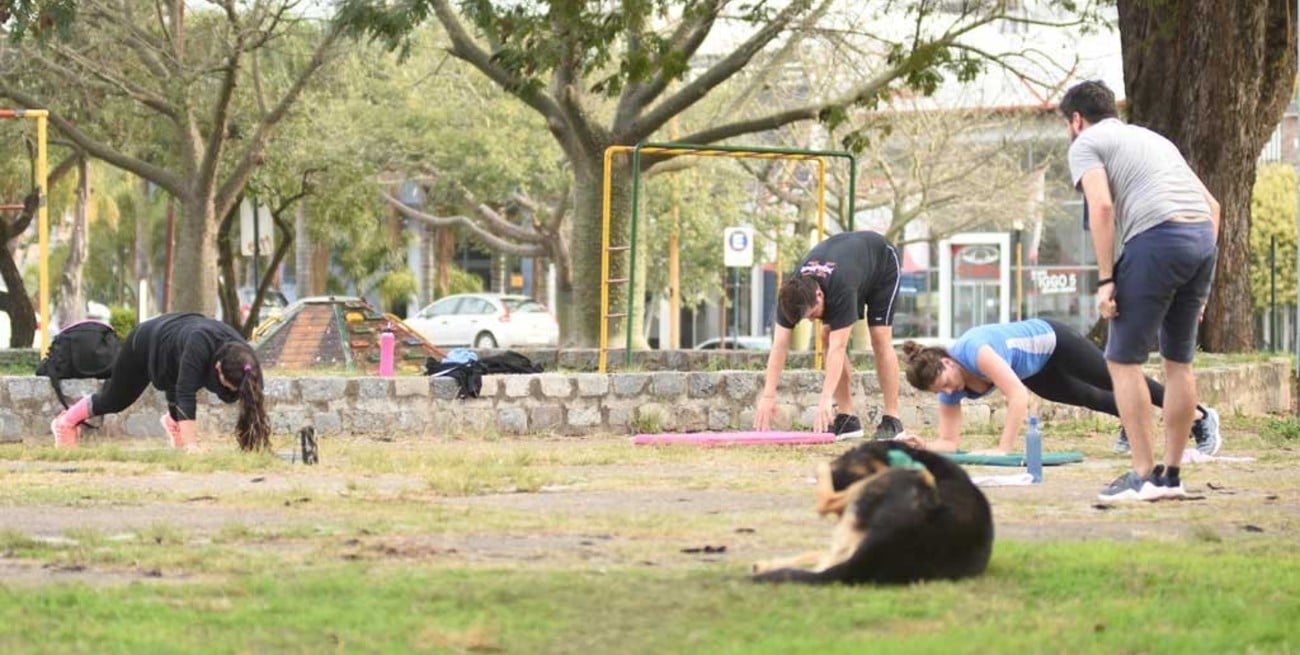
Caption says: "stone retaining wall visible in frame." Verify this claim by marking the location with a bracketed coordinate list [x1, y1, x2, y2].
[0, 360, 1290, 443]
[0, 345, 845, 373]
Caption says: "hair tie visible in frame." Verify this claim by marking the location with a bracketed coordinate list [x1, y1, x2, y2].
[243, 364, 253, 373]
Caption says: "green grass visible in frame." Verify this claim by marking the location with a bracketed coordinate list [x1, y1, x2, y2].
[0, 417, 1297, 653]
[0, 541, 1296, 655]
[1262, 415, 1300, 441]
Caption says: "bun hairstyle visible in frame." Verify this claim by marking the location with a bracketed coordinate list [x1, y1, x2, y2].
[217, 343, 271, 451]
[901, 340, 950, 391]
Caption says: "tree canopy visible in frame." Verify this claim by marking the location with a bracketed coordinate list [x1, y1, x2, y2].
[337, 0, 1102, 345]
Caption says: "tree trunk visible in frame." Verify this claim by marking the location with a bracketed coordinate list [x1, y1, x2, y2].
[310, 241, 330, 296]
[216, 198, 241, 328]
[435, 225, 454, 297]
[531, 255, 544, 301]
[418, 222, 432, 306]
[55, 157, 89, 325]
[172, 194, 220, 315]
[294, 199, 311, 301]
[0, 194, 37, 347]
[0, 233, 36, 348]
[571, 153, 634, 348]
[133, 170, 152, 315]
[1117, 0, 1296, 352]
[163, 196, 176, 312]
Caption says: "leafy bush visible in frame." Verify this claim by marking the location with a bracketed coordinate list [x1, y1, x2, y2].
[109, 306, 137, 336]
[1250, 164, 1298, 309]
[446, 266, 485, 296]
[1264, 416, 1300, 442]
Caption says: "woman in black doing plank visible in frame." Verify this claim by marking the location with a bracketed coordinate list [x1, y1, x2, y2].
[50, 313, 271, 452]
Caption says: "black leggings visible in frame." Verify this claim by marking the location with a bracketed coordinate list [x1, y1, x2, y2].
[90, 320, 181, 419]
[1021, 318, 1165, 417]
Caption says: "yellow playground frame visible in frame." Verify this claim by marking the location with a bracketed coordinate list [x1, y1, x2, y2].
[0, 108, 50, 353]
[600, 142, 857, 372]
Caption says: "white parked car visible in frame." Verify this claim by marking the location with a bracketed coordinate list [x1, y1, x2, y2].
[406, 293, 559, 349]
[693, 336, 772, 351]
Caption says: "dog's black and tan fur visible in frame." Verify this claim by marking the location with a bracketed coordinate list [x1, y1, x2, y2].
[752, 441, 993, 585]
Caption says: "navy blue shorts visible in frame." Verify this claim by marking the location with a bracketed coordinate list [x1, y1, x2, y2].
[864, 245, 901, 327]
[1105, 220, 1216, 364]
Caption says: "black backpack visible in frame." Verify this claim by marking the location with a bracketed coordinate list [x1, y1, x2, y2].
[35, 319, 122, 411]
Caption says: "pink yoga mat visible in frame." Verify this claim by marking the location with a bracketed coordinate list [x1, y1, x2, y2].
[633, 431, 836, 446]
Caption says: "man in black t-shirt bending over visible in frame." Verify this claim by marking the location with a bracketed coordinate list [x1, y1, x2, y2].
[753, 231, 904, 440]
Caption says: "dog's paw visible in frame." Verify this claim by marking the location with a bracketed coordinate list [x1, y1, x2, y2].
[752, 560, 776, 575]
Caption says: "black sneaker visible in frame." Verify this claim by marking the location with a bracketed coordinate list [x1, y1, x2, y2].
[830, 414, 864, 441]
[873, 415, 904, 441]
[300, 427, 319, 465]
[1147, 464, 1187, 499]
[1114, 427, 1130, 454]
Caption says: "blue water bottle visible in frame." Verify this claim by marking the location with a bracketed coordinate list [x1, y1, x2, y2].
[1025, 416, 1043, 483]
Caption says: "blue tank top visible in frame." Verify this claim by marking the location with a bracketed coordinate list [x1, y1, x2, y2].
[937, 319, 1057, 405]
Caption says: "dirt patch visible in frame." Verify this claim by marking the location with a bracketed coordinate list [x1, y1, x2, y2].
[1, 429, 1296, 586]
[1, 503, 306, 538]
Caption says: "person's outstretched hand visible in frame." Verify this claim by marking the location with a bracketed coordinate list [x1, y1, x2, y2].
[813, 397, 836, 433]
[753, 395, 778, 431]
[1096, 284, 1118, 319]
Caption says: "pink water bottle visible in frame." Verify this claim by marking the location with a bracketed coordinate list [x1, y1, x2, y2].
[378, 325, 396, 377]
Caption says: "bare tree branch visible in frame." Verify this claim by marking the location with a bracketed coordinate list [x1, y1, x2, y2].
[84, 0, 172, 80]
[0, 84, 187, 195]
[615, 0, 723, 129]
[39, 42, 179, 118]
[214, 23, 344, 221]
[447, 180, 545, 243]
[384, 193, 547, 257]
[626, 0, 815, 141]
[429, 0, 566, 126]
[197, 18, 248, 198]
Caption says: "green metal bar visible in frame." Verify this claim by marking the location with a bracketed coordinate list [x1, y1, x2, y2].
[848, 154, 857, 230]
[334, 304, 355, 369]
[627, 144, 644, 366]
[610, 141, 856, 363]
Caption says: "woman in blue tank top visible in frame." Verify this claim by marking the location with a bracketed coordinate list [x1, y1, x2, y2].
[899, 318, 1220, 456]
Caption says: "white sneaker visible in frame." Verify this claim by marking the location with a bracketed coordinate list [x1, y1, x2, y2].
[1191, 406, 1222, 456]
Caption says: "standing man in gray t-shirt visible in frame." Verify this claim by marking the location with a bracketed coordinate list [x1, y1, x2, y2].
[1062, 80, 1221, 503]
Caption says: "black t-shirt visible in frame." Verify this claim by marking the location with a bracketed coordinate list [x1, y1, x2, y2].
[776, 231, 896, 331]
[136, 312, 247, 419]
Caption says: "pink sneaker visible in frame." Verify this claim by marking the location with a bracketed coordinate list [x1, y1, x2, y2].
[50, 415, 80, 448]
[160, 414, 184, 449]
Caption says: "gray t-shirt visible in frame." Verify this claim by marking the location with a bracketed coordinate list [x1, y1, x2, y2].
[1068, 118, 1211, 262]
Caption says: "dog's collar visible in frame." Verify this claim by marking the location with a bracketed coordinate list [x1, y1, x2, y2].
[886, 450, 926, 470]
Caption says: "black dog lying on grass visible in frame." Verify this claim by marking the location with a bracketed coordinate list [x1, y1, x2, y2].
[753, 440, 993, 585]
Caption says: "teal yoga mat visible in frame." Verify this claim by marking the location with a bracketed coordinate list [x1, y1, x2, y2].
[941, 451, 1085, 466]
